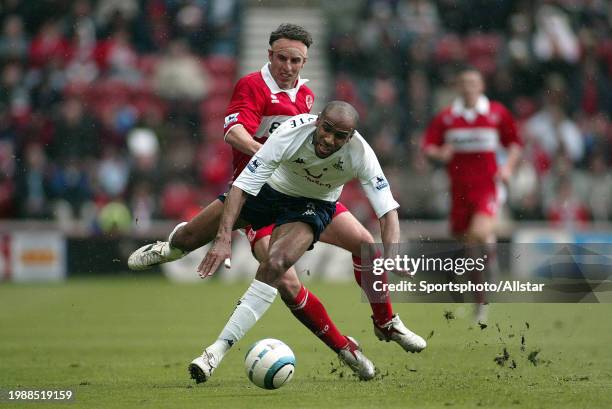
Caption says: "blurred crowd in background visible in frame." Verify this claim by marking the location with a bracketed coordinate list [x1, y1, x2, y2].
[0, 0, 610, 233]
[327, 0, 612, 227]
[0, 0, 240, 231]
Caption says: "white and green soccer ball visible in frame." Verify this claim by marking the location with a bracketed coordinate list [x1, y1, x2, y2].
[244, 338, 295, 389]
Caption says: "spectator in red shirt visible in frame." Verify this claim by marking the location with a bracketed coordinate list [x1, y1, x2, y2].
[29, 20, 70, 69]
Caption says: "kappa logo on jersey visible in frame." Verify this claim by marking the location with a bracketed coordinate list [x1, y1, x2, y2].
[247, 159, 260, 173]
[224, 112, 239, 128]
[306, 95, 314, 110]
[302, 202, 316, 216]
[374, 176, 389, 190]
[293, 157, 306, 164]
[271, 94, 280, 104]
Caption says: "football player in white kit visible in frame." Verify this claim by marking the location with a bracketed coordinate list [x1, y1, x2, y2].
[129, 24, 426, 380]
[189, 101, 413, 382]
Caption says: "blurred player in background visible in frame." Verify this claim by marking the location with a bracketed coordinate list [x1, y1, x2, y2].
[422, 67, 522, 322]
[190, 102, 404, 382]
[129, 24, 425, 372]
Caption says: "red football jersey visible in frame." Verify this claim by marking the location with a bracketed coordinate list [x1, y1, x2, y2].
[223, 63, 315, 180]
[423, 96, 521, 183]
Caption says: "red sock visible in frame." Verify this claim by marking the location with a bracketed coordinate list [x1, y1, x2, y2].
[353, 255, 394, 326]
[285, 285, 348, 352]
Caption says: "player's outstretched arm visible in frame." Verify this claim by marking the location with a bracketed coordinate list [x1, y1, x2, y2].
[225, 124, 263, 156]
[379, 209, 409, 277]
[197, 186, 247, 278]
[379, 209, 400, 255]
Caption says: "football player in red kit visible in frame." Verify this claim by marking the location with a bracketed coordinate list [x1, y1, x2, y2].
[422, 67, 522, 322]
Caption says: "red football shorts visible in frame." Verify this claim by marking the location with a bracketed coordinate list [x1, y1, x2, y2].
[244, 201, 349, 249]
[450, 179, 498, 235]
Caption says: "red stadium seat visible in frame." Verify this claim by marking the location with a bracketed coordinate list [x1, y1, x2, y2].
[201, 95, 231, 120]
[434, 34, 466, 63]
[138, 55, 160, 77]
[596, 39, 612, 77]
[161, 182, 200, 219]
[465, 34, 502, 76]
[465, 33, 502, 60]
[204, 55, 237, 77]
[208, 77, 235, 97]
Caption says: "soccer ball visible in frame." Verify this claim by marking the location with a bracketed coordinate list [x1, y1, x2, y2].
[244, 338, 295, 389]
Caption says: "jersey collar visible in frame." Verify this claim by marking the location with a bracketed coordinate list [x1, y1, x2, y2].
[261, 63, 309, 103]
[451, 95, 490, 122]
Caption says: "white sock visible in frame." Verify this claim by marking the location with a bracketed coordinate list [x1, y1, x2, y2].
[167, 221, 188, 255]
[207, 279, 277, 359]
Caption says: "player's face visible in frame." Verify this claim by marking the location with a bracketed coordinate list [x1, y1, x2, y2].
[313, 114, 354, 158]
[457, 71, 484, 102]
[268, 39, 308, 90]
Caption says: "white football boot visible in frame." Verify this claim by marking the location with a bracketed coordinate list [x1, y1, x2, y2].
[373, 314, 427, 353]
[127, 222, 187, 270]
[337, 336, 376, 381]
[188, 349, 219, 384]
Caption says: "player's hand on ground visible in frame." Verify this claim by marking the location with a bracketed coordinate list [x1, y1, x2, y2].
[198, 238, 232, 278]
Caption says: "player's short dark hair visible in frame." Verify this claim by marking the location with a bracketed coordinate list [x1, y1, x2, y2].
[269, 24, 313, 48]
[321, 101, 359, 126]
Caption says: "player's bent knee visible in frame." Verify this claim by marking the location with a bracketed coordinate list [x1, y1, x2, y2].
[256, 258, 290, 286]
[265, 255, 293, 277]
[353, 241, 378, 261]
[360, 226, 375, 243]
[357, 233, 376, 253]
[346, 227, 375, 256]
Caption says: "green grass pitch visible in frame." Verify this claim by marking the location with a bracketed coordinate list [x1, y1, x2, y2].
[1, 276, 611, 409]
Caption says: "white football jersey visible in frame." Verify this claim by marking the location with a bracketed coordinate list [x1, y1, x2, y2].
[233, 113, 399, 218]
